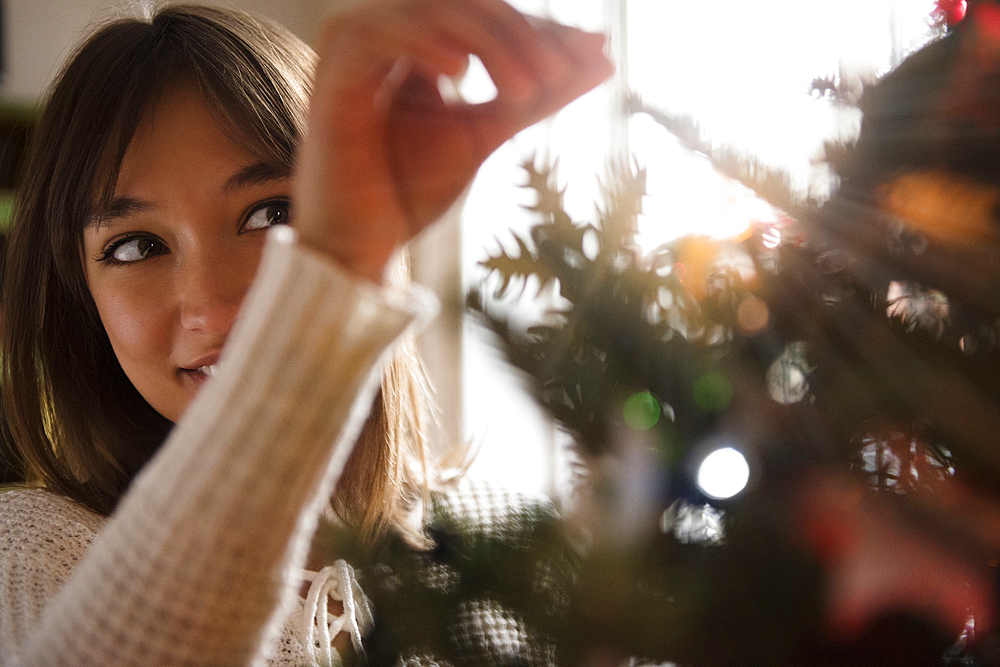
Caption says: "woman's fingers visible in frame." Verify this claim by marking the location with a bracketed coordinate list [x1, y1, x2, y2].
[316, 11, 467, 100]
[430, 1, 611, 111]
[452, 0, 570, 88]
[297, 0, 614, 281]
[320, 0, 609, 111]
[463, 21, 613, 154]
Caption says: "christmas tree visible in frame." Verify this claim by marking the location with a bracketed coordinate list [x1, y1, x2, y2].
[328, 2, 1000, 666]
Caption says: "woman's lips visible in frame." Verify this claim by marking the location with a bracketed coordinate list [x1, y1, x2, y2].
[180, 363, 220, 386]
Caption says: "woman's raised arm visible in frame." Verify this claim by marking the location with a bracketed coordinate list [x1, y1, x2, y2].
[3, 2, 612, 664]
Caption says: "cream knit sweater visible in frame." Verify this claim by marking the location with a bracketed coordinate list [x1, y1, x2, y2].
[0, 225, 436, 666]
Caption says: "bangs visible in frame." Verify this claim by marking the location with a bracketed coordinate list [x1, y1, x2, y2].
[78, 6, 314, 235]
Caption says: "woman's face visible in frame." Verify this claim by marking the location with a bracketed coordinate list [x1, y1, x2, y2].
[83, 86, 291, 422]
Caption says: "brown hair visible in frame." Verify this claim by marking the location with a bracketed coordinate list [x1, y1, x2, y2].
[1, 3, 433, 543]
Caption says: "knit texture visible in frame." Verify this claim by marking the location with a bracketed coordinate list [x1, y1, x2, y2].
[0, 226, 436, 666]
[0, 488, 343, 666]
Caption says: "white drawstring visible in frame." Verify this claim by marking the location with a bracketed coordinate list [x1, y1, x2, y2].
[301, 559, 374, 666]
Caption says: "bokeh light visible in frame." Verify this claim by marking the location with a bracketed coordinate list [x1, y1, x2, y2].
[697, 447, 751, 500]
[623, 392, 661, 430]
[736, 295, 769, 334]
[660, 500, 725, 544]
[761, 227, 782, 249]
[767, 342, 812, 404]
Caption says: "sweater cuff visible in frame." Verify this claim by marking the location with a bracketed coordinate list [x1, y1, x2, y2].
[253, 224, 439, 340]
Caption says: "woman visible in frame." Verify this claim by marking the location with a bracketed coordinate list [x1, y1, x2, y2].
[0, 2, 612, 664]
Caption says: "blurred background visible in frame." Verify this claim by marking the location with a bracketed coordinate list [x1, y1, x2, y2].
[0, 0, 944, 500]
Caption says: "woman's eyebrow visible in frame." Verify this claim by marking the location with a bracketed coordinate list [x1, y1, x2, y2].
[222, 161, 289, 193]
[90, 196, 152, 228]
[89, 162, 289, 229]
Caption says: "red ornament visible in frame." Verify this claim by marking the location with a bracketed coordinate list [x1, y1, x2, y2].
[973, 2, 1000, 39]
[936, 0, 968, 27]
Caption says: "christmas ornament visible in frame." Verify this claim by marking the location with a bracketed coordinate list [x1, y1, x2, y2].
[936, 0, 968, 28]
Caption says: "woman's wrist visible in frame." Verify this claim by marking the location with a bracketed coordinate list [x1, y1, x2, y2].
[293, 222, 400, 285]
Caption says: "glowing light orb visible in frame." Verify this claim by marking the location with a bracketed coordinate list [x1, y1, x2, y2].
[623, 392, 660, 430]
[736, 296, 769, 334]
[697, 447, 750, 499]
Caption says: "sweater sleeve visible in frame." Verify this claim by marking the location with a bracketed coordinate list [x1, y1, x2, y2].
[13, 225, 437, 666]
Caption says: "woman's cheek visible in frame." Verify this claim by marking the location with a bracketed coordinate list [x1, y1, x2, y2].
[91, 274, 176, 373]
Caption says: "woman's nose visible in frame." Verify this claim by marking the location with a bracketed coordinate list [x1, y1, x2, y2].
[177, 247, 252, 335]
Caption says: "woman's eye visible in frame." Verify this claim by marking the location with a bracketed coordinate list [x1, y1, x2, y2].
[99, 235, 167, 264]
[242, 198, 290, 232]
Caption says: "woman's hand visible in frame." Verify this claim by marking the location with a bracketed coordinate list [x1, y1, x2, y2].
[292, 0, 614, 282]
